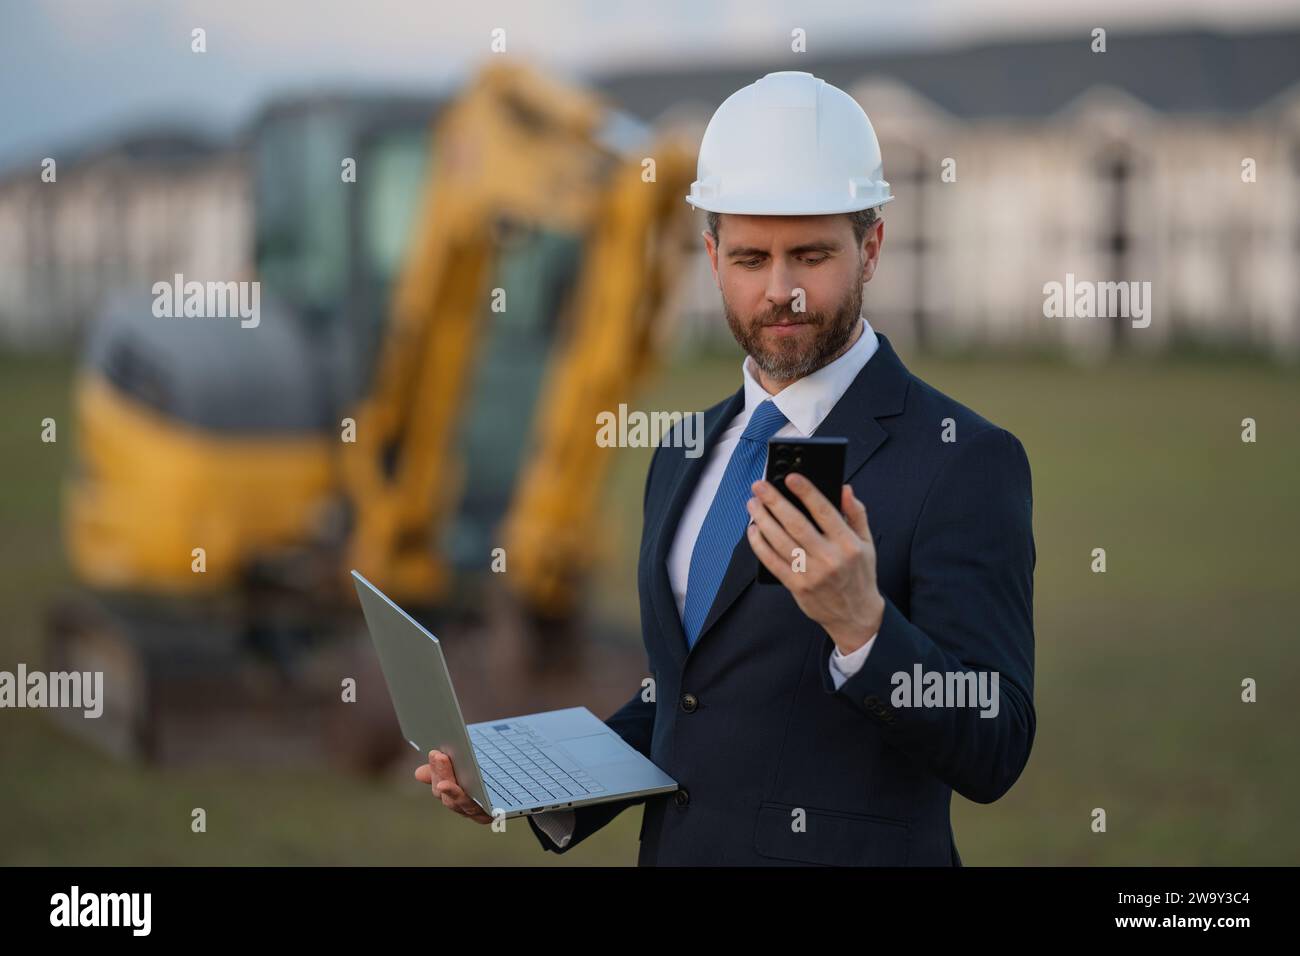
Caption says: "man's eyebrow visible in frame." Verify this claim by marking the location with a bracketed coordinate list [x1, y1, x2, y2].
[788, 241, 841, 254]
[725, 241, 841, 257]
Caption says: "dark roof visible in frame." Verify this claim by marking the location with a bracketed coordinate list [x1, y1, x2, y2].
[586, 27, 1300, 122]
[74, 127, 225, 167]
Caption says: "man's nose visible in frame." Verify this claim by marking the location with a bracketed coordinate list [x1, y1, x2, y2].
[764, 261, 798, 309]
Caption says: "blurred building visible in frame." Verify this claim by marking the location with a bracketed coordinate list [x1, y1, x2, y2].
[1, 27, 1297, 358]
[595, 27, 1300, 359]
[0, 130, 250, 349]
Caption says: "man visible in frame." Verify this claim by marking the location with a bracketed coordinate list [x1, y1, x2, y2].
[416, 71, 1035, 865]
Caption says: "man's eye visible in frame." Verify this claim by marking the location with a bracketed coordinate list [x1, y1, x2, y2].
[738, 259, 763, 269]
[802, 257, 828, 266]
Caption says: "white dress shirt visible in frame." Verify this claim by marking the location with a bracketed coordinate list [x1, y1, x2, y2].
[533, 316, 882, 851]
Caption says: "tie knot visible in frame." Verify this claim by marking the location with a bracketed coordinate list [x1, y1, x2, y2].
[740, 399, 788, 444]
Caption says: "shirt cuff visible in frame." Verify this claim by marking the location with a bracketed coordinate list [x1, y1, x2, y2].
[828, 632, 878, 690]
[532, 809, 577, 849]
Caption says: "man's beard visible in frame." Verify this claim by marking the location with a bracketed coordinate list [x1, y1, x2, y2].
[723, 278, 863, 383]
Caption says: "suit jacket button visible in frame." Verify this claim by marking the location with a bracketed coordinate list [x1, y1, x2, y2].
[674, 789, 690, 808]
[863, 695, 879, 708]
[680, 693, 698, 713]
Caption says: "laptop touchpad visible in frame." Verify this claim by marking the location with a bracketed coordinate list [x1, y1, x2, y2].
[558, 733, 628, 766]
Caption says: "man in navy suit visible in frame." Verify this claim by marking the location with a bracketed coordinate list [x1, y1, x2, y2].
[418, 72, 1035, 865]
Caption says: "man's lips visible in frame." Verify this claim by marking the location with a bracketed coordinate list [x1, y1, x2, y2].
[761, 318, 814, 334]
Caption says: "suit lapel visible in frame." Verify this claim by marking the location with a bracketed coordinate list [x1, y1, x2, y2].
[687, 331, 912, 656]
[649, 386, 746, 673]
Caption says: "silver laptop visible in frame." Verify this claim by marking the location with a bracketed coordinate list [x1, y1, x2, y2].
[352, 570, 678, 818]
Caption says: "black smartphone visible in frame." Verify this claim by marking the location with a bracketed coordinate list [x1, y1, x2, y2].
[755, 436, 848, 584]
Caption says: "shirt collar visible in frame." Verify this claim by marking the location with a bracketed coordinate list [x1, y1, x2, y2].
[740, 314, 878, 436]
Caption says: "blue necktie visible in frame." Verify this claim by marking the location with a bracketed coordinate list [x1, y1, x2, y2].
[681, 399, 788, 647]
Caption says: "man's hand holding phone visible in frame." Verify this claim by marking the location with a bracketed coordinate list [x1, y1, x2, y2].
[746, 473, 885, 656]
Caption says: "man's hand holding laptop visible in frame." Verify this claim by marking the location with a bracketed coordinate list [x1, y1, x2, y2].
[415, 750, 492, 824]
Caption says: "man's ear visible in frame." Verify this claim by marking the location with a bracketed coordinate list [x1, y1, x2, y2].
[860, 219, 884, 284]
[702, 229, 721, 286]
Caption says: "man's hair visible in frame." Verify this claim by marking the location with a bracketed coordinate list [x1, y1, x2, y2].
[705, 206, 880, 248]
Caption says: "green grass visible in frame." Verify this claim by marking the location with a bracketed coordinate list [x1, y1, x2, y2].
[1, 346, 1297, 865]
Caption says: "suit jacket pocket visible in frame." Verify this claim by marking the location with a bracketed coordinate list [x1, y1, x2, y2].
[753, 801, 910, 866]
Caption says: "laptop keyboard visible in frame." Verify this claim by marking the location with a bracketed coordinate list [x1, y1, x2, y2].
[471, 723, 606, 809]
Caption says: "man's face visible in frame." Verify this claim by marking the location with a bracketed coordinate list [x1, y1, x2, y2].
[703, 213, 883, 385]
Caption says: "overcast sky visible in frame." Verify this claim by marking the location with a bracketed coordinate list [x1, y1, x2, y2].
[2, 0, 1297, 169]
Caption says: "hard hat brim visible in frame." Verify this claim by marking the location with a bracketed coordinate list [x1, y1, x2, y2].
[684, 194, 894, 216]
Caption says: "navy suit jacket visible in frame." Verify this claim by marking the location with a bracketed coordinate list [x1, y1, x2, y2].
[527, 331, 1036, 865]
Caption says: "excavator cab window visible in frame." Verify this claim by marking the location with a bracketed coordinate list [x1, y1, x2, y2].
[355, 125, 432, 398]
[252, 110, 351, 325]
[446, 228, 583, 572]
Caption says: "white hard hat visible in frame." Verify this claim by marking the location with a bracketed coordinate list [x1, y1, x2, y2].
[686, 71, 893, 216]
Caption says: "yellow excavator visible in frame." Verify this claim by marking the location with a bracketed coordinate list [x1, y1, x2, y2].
[46, 61, 699, 770]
